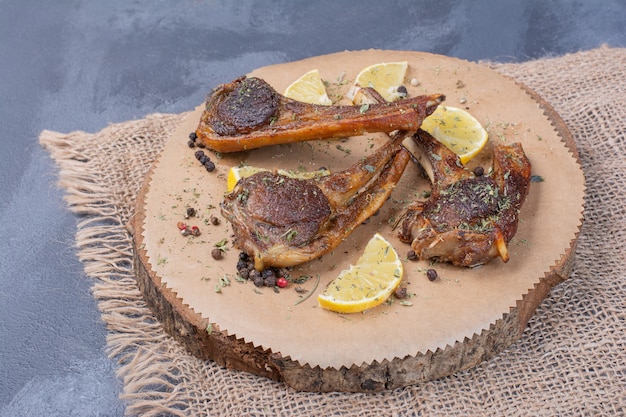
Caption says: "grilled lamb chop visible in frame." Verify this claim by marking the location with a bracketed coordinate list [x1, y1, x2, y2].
[398, 129, 531, 267]
[221, 129, 412, 270]
[195, 76, 444, 153]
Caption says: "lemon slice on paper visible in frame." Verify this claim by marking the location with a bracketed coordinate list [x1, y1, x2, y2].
[226, 165, 331, 192]
[421, 106, 489, 164]
[317, 233, 404, 314]
[284, 69, 332, 105]
[348, 61, 409, 103]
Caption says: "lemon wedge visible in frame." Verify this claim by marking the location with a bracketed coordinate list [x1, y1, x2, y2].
[317, 233, 403, 314]
[284, 69, 332, 105]
[348, 61, 409, 103]
[421, 105, 489, 164]
[227, 165, 330, 192]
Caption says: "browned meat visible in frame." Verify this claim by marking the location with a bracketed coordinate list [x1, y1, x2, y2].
[195, 76, 444, 153]
[221, 129, 412, 270]
[398, 130, 532, 267]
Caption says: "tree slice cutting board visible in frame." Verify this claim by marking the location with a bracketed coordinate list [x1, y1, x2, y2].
[129, 50, 585, 392]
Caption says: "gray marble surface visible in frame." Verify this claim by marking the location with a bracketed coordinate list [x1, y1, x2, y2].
[1, 1, 624, 415]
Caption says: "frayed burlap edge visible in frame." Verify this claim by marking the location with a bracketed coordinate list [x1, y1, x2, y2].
[40, 46, 626, 417]
[40, 114, 193, 417]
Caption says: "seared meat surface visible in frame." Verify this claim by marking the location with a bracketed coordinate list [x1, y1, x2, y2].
[221, 130, 411, 270]
[399, 130, 531, 267]
[196, 76, 444, 153]
[208, 76, 280, 136]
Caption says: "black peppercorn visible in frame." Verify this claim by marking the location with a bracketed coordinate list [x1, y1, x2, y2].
[205, 161, 216, 172]
[211, 248, 223, 260]
[264, 275, 277, 287]
[394, 287, 408, 299]
[426, 268, 438, 281]
[262, 269, 276, 280]
[407, 250, 418, 261]
[194, 150, 205, 160]
[250, 270, 264, 287]
[473, 166, 484, 177]
[189, 132, 197, 141]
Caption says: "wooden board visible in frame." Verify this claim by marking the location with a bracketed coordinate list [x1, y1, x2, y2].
[129, 50, 585, 392]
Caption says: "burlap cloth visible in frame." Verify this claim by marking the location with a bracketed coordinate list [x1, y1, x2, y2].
[40, 46, 625, 416]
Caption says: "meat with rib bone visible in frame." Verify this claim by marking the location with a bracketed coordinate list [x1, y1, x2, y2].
[195, 76, 444, 153]
[398, 129, 531, 267]
[221, 130, 412, 270]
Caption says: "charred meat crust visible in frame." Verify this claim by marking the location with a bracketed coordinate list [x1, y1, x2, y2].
[224, 172, 332, 248]
[421, 176, 502, 232]
[206, 76, 280, 136]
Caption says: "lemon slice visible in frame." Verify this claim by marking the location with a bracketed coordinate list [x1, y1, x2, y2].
[226, 165, 330, 192]
[317, 233, 404, 314]
[421, 106, 489, 164]
[284, 69, 332, 105]
[348, 61, 409, 103]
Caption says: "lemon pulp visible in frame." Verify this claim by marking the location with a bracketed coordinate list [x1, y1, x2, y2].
[421, 105, 489, 164]
[348, 61, 409, 103]
[283, 69, 332, 105]
[317, 233, 403, 314]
